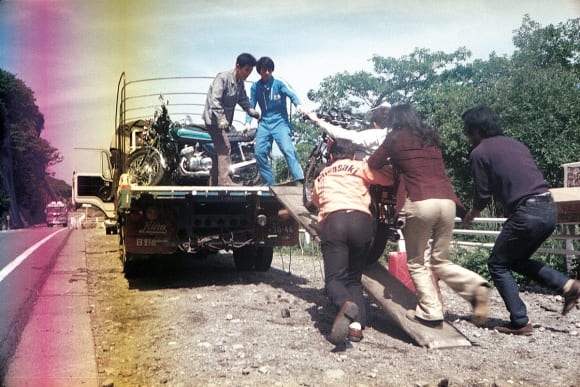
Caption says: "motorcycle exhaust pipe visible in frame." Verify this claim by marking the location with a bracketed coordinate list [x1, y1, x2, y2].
[229, 159, 256, 174]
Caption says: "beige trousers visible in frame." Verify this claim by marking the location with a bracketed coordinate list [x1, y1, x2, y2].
[403, 198, 487, 321]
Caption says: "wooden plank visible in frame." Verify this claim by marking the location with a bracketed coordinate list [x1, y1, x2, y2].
[269, 185, 321, 241]
[362, 262, 472, 349]
[270, 185, 471, 348]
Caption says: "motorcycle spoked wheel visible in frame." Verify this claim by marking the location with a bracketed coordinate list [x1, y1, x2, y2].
[126, 148, 166, 186]
[231, 161, 262, 186]
[302, 155, 325, 213]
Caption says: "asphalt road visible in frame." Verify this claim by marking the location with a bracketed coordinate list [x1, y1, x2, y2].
[0, 226, 70, 380]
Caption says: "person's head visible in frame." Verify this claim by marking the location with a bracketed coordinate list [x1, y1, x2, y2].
[386, 103, 440, 147]
[370, 105, 391, 129]
[329, 138, 363, 162]
[461, 105, 503, 146]
[256, 57, 275, 83]
[234, 53, 257, 81]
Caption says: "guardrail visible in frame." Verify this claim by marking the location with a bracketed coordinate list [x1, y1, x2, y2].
[452, 217, 580, 256]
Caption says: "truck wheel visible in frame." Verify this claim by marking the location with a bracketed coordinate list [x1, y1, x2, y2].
[233, 245, 255, 271]
[253, 247, 274, 272]
[233, 246, 274, 272]
[120, 224, 139, 278]
[121, 244, 140, 278]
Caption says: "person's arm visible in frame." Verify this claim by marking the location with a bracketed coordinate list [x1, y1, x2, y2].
[306, 112, 357, 141]
[367, 139, 391, 169]
[279, 80, 303, 113]
[207, 75, 228, 128]
[463, 152, 490, 225]
[362, 162, 394, 187]
[462, 207, 481, 225]
[245, 82, 258, 125]
[238, 85, 259, 120]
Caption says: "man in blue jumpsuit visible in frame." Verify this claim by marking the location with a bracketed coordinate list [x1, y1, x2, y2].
[246, 57, 304, 186]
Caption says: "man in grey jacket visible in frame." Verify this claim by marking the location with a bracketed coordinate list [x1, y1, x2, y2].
[203, 53, 260, 186]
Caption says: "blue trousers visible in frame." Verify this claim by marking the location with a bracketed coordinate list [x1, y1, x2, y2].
[488, 194, 569, 327]
[255, 123, 304, 186]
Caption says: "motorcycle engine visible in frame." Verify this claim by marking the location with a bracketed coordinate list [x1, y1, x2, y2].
[180, 145, 212, 172]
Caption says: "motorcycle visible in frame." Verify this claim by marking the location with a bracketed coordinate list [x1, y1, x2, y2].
[126, 95, 261, 186]
[302, 108, 404, 265]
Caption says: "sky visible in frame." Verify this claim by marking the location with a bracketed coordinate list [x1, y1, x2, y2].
[0, 0, 578, 182]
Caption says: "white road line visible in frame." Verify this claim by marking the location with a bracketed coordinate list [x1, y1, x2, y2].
[0, 228, 68, 283]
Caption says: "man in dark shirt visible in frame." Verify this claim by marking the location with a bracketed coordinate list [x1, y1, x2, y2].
[462, 105, 579, 335]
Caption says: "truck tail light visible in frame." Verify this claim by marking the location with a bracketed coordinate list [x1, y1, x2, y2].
[144, 206, 159, 221]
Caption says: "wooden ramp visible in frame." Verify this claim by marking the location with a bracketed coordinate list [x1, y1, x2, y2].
[270, 185, 471, 349]
[362, 262, 472, 349]
[269, 185, 321, 241]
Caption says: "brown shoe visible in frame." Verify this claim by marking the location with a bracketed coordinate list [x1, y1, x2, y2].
[348, 327, 363, 342]
[329, 301, 359, 345]
[471, 285, 489, 326]
[405, 310, 443, 329]
[495, 323, 533, 336]
[563, 279, 580, 315]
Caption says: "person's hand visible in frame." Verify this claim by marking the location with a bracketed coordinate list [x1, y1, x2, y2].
[248, 108, 260, 120]
[462, 208, 479, 227]
[217, 117, 229, 131]
[305, 111, 319, 123]
[296, 105, 305, 115]
[243, 122, 251, 134]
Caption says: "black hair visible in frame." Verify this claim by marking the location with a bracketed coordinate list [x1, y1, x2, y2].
[461, 105, 503, 138]
[370, 106, 391, 128]
[385, 104, 441, 147]
[330, 138, 364, 161]
[236, 53, 257, 68]
[256, 57, 275, 74]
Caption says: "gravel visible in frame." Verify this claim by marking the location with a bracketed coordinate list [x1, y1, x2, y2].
[84, 228, 579, 386]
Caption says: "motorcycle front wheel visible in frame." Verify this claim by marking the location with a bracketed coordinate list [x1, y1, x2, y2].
[126, 148, 165, 186]
[302, 155, 325, 213]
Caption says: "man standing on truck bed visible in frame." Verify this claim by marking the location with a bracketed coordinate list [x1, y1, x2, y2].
[245, 56, 305, 186]
[203, 53, 261, 186]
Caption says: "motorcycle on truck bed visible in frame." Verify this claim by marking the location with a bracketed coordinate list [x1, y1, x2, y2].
[72, 73, 299, 277]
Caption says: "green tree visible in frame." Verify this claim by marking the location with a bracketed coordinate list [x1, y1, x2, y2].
[0, 69, 63, 225]
[307, 16, 580, 212]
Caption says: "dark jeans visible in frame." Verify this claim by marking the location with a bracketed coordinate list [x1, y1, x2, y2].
[321, 210, 373, 327]
[488, 194, 569, 327]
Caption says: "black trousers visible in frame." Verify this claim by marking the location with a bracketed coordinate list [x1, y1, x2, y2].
[321, 210, 373, 327]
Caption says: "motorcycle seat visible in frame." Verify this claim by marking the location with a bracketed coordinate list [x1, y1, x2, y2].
[227, 128, 256, 142]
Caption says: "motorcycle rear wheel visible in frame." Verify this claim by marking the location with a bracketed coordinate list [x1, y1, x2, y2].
[126, 148, 165, 186]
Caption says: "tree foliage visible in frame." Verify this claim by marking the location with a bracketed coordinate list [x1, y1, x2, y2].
[300, 16, 580, 216]
[0, 69, 66, 226]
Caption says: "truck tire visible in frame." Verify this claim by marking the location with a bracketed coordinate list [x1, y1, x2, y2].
[233, 246, 274, 272]
[120, 223, 139, 278]
[253, 247, 274, 272]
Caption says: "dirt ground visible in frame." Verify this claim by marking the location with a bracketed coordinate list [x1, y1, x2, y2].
[83, 228, 579, 387]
